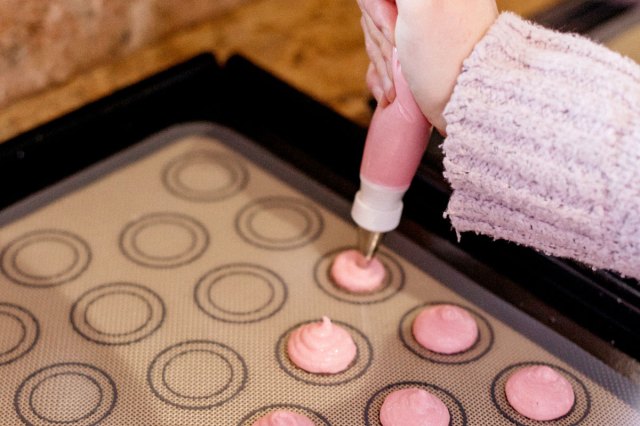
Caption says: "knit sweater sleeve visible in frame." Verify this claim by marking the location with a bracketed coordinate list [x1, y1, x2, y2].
[442, 12, 640, 279]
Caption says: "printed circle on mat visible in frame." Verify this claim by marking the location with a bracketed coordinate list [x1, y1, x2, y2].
[195, 263, 287, 323]
[399, 302, 493, 364]
[0, 303, 39, 366]
[364, 381, 467, 426]
[1, 229, 91, 287]
[147, 340, 247, 409]
[15, 363, 116, 426]
[275, 319, 373, 386]
[491, 362, 590, 426]
[238, 404, 331, 426]
[162, 150, 249, 202]
[119, 212, 209, 268]
[314, 247, 404, 304]
[235, 197, 323, 250]
[70, 282, 165, 345]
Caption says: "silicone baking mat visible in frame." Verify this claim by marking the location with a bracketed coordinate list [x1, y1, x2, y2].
[0, 123, 638, 425]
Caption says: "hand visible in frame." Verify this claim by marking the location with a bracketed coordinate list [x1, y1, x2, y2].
[395, 0, 498, 134]
[357, 0, 398, 107]
[358, 0, 498, 134]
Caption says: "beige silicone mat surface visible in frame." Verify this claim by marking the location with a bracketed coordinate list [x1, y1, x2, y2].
[0, 123, 638, 425]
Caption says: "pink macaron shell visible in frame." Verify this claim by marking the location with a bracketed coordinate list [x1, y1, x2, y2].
[330, 249, 386, 293]
[252, 410, 315, 426]
[379, 387, 450, 426]
[287, 316, 357, 374]
[412, 305, 478, 354]
[505, 365, 575, 421]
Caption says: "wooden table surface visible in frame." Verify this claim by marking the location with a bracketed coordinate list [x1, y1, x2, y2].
[0, 0, 572, 143]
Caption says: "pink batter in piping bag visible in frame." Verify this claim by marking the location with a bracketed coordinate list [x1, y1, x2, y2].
[352, 49, 432, 260]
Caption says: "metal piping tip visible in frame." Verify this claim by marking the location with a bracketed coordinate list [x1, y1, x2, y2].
[357, 227, 384, 264]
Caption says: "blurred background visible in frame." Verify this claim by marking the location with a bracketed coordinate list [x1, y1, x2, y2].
[1, 0, 639, 142]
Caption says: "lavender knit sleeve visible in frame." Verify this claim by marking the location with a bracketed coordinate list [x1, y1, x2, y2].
[442, 12, 640, 279]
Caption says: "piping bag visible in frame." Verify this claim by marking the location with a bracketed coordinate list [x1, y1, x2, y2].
[352, 50, 432, 261]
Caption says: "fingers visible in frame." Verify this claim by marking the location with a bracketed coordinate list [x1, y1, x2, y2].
[366, 63, 389, 107]
[361, 15, 395, 103]
[358, 0, 398, 105]
[359, 0, 397, 67]
[362, 11, 394, 77]
[365, 0, 397, 45]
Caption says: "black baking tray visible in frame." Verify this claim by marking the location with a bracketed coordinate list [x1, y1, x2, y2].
[533, 0, 635, 34]
[1, 53, 638, 380]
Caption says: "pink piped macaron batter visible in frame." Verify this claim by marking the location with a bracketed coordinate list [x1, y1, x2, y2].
[330, 249, 386, 293]
[412, 304, 478, 354]
[505, 365, 575, 421]
[379, 387, 450, 426]
[287, 316, 357, 374]
[252, 410, 315, 426]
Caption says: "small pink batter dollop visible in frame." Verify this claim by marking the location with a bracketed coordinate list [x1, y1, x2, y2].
[252, 410, 315, 426]
[412, 304, 478, 354]
[287, 316, 357, 374]
[505, 365, 575, 421]
[330, 249, 386, 293]
[380, 387, 450, 426]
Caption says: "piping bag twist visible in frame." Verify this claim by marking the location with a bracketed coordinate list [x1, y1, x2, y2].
[352, 49, 432, 257]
